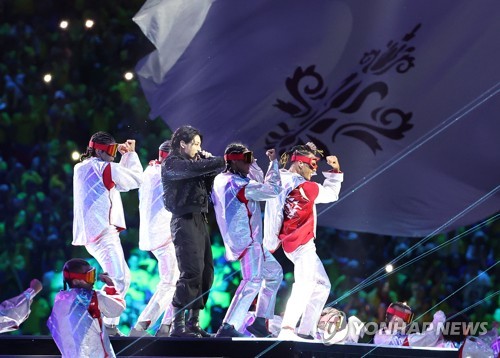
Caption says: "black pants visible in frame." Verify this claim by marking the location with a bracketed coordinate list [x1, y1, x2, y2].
[170, 213, 214, 310]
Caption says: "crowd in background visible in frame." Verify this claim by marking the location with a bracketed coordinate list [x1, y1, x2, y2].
[0, 0, 498, 335]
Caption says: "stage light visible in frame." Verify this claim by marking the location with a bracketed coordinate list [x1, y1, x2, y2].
[85, 19, 94, 29]
[43, 74, 52, 83]
[124, 72, 134, 81]
[385, 264, 394, 273]
[71, 151, 80, 161]
[59, 20, 69, 30]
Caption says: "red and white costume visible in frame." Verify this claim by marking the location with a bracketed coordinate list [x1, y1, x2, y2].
[212, 160, 283, 330]
[136, 160, 179, 328]
[264, 169, 343, 337]
[408, 311, 497, 357]
[73, 152, 142, 325]
[47, 287, 125, 357]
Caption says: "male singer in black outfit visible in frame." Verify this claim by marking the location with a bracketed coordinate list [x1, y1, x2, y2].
[161, 125, 225, 338]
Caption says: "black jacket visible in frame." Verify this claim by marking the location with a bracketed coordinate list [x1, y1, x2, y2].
[161, 153, 225, 216]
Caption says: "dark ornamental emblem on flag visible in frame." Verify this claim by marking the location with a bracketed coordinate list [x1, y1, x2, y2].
[267, 24, 420, 155]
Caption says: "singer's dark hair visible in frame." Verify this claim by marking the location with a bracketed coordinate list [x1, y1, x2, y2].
[170, 125, 203, 154]
[81, 131, 116, 161]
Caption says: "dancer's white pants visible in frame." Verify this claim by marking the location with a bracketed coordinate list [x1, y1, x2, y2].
[281, 240, 331, 336]
[86, 226, 130, 326]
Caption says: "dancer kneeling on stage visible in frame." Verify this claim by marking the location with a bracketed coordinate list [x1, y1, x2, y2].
[373, 301, 414, 346]
[47, 258, 125, 358]
[374, 302, 498, 356]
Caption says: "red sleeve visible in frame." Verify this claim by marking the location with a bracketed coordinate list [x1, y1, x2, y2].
[300, 181, 320, 202]
[103, 163, 115, 190]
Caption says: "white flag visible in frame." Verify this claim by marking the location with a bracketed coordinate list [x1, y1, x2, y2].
[135, 0, 500, 236]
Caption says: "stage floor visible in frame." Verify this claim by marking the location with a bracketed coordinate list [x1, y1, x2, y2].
[0, 336, 459, 357]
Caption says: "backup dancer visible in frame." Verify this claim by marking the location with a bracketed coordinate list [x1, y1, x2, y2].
[212, 144, 283, 337]
[47, 258, 125, 357]
[264, 142, 343, 340]
[130, 140, 178, 337]
[72, 131, 142, 335]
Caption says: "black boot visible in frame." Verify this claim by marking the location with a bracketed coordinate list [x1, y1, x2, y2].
[170, 308, 201, 338]
[246, 317, 272, 338]
[216, 323, 246, 338]
[186, 309, 213, 338]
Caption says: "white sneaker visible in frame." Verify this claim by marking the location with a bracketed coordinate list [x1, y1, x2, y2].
[277, 328, 308, 342]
